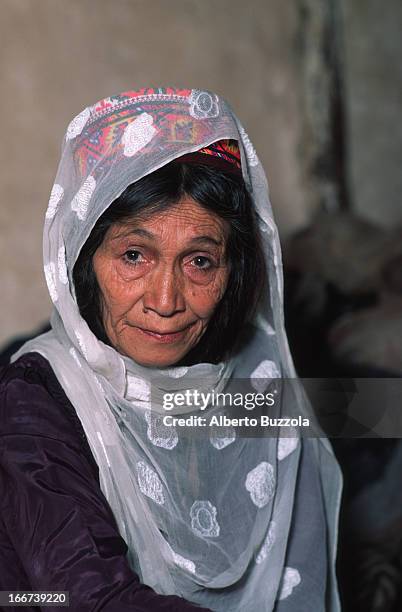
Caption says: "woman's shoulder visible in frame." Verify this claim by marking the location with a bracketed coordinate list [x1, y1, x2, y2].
[0, 352, 98, 473]
[1, 351, 57, 387]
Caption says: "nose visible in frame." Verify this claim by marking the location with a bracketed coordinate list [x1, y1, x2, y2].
[142, 264, 186, 317]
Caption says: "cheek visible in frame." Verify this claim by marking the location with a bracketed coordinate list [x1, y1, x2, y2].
[188, 272, 229, 317]
[96, 263, 142, 315]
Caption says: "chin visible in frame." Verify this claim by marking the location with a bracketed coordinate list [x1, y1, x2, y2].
[125, 349, 189, 369]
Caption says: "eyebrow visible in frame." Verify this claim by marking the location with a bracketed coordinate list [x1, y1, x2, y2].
[188, 235, 223, 247]
[112, 228, 223, 247]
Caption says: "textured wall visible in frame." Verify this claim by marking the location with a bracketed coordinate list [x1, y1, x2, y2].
[341, 0, 402, 228]
[0, 0, 307, 346]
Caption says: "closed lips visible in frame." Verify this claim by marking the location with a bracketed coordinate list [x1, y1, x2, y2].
[137, 325, 192, 335]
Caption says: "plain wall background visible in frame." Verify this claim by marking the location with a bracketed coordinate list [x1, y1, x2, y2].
[341, 0, 402, 227]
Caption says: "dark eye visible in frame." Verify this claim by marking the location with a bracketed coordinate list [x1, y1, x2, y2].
[192, 256, 212, 270]
[124, 250, 144, 264]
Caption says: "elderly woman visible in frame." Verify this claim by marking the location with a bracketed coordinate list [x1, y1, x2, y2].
[0, 88, 342, 611]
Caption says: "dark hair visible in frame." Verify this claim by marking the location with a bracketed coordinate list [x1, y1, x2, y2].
[73, 160, 266, 365]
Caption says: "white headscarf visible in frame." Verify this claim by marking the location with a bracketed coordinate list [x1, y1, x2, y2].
[14, 88, 342, 611]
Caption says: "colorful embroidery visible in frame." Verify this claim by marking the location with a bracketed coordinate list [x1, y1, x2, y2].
[71, 88, 231, 178]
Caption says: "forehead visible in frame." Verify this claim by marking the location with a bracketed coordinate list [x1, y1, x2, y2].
[106, 197, 229, 242]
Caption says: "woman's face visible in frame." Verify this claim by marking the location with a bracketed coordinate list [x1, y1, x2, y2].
[92, 197, 230, 367]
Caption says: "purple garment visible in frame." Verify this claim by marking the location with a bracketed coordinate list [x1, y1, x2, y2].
[0, 352, 210, 612]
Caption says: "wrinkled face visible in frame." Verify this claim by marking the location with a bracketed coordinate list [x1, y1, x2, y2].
[92, 197, 230, 367]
